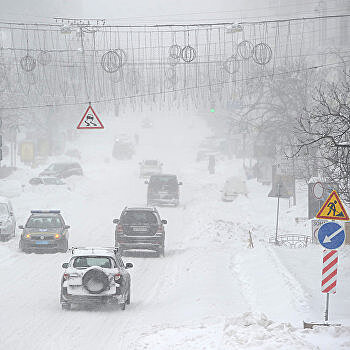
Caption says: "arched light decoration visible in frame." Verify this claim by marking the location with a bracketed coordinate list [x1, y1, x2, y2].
[20, 55, 37, 72]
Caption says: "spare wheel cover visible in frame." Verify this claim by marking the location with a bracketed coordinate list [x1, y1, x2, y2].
[82, 268, 109, 294]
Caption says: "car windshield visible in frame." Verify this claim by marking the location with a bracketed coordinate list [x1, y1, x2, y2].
[144, 160, 158, 166]
[121, 211, 158, 225]
[73, 256, 112, 269]
[0, 203, 9, 216]
[46, 163, 67, 171]
[26, 216, 63, 228]
[149, 176, 178, 191]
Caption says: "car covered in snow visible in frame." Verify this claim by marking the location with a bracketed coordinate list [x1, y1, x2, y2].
[60, 247, 133, 310]
[139, 160, 163, 178]
[0, 196, 16, 241]
[221, 176, 248, 201]
[146, 174, 182, 206]
[113, 207, 167, 256]
[39, 162, 83, 178]
[112, 136, 135, 160]
[18, 210, 70, 253]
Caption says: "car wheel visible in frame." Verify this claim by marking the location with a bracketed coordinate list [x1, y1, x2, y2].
[60, 240, 68, 253]
[118, 246, 124, 256]
[159, 245, 165, 257]
[120, 301, 126, 311]
[61, 303, 71, 310]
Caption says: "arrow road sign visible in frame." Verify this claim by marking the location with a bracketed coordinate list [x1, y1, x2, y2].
[318, 222, 345, 249]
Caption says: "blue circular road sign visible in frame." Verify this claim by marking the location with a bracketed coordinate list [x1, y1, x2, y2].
[318, 222, 345, 249]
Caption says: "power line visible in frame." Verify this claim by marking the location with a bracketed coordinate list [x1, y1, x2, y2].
[1, 59, 348, 112]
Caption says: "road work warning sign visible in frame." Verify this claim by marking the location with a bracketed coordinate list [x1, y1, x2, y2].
[316, 190, 349, 221]
[77, 105, 104, 129]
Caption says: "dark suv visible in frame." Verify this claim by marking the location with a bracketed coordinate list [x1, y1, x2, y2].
[146, 174, 182, 206]
[19, 210, 70, 253]
[113, 207, 167, 257]
[39, 162, 83, 178]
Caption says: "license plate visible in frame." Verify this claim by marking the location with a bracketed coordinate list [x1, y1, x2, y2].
[133, 227, 147, 232]
[35, 241, 49, 245]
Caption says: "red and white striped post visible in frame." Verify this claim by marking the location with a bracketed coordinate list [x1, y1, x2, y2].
[322, 249, 338, 322]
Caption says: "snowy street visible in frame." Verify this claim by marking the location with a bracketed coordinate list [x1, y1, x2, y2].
[0, 114, 349, 349]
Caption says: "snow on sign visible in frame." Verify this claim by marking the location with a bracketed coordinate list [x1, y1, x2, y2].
[318, 222, 345, 249]
[77, 105, 104, 129]
[316, 190, 349, 221]
[322, 249, 338, 294]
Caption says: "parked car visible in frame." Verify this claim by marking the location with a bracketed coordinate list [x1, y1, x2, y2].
[112, 137, 135, 160]
[60, 247, 133, 310]
[146, 174, 182, 206]
[39, 162, 83, 178]
[29, 177, 66, 186]
[221, 176, 248, 201]
[18, 210, 70, 253]
[113, 207, 167, 256]
[139, 160, 163, 178]
[0, 196, 16, 241]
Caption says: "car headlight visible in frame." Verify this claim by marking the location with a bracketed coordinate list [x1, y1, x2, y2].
[54, 234, 61, 239]
[25, 233, 31, 239]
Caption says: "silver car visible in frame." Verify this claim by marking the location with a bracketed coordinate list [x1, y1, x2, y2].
[0, 197, 16, 241]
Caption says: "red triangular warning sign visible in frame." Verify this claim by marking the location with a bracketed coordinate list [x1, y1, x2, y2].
[316, 190, 349, 221]
[77, 105, 104, 129]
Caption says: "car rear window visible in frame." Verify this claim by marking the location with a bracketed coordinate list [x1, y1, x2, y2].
[149, 176, 178, 190]
[121, 211, 158, 225]
[73, 256, 112, 268]
[26, 216, 63, 228]
[144, 160, 158, 166]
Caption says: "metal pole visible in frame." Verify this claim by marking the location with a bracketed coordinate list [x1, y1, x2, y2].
[275, 183, 280, 245]
[325, 292, 329, 322]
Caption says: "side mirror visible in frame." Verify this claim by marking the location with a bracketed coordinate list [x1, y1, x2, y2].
[64, 225, 70, 229]
[125, 262, 133, 269]
[144, 180, 149, 184]
[62, 263, 69, 269]
[178, 182, 183, 185]
[161, 219, 167, 225]
[113, 218, 120, 224]
[18, 225, 24, 229]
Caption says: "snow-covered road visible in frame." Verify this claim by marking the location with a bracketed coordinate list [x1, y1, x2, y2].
[0, 113, 349, 349]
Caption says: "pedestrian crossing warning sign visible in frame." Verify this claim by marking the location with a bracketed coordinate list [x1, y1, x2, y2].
[77, 105, 104, 129]
[316, 190, 349, 221]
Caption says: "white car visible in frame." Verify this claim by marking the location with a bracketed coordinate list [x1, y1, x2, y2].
[221, 176, 248, 201]
[0, 196, 16, 241]
[139, 160, 163, 178]
[60, 247, 133, 310]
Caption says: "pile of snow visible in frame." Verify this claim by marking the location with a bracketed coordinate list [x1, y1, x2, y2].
[133, 312, 350, 349]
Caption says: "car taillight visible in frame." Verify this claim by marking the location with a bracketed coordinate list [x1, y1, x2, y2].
[54, 234, 61, 239]
[63, 273, 70, 281]
[117, 224, 123, 233]
[25, 234, 31, 239]
[114, 273, 121, 282]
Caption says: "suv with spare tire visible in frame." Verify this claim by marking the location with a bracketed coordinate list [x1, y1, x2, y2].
[60, 247, 133, 310]
[113, 207, 167, 257]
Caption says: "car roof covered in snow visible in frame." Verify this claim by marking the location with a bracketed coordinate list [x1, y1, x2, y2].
[70, 247, 118, 257]
[123, 207, 157, 212]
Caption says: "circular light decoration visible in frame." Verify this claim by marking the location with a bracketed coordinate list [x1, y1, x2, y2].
[37, 50, 52, 66]
[168, 55, 180, 66]
[114, 48, 127, 66]
[237, 40, 253, 60]
[101, 50, 122, 73]
[20, 54, 36, 72]
[181, 45, 197, 63]
[252, 43, 272, 65]
[223, 55, 242, 74]
[168, 44, 182, 58]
